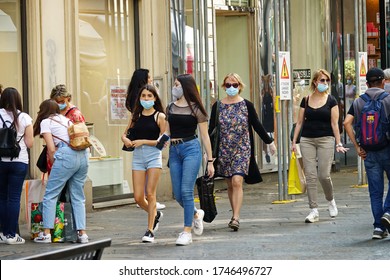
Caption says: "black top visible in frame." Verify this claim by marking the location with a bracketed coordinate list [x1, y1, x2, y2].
[300, 95, 337, 138]
[132, 111, 160, 140]
[167, 103, 208, 138]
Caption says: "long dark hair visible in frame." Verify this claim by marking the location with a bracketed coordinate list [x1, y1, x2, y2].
[176, 74, 208, 117]
[0, 87, 23, 129]
[125, 68, 149, 113]
[33, 99, 61, 137]
[131, 84, 164, 125]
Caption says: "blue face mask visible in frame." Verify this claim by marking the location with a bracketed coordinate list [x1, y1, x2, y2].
[140, 100, 155, 109]
[58, 103, 67, 111]
[317, 83, 329, 93]
[226, 87, 239, 96]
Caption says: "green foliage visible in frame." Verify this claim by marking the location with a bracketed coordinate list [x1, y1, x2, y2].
[345, 60, 356, 82]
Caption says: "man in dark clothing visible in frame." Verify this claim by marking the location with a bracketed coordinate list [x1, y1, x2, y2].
[344, 67, 390, 239]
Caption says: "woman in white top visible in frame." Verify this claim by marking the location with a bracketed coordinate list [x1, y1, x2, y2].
[32, 99, 89, 244]
[0, 87, 34, 245]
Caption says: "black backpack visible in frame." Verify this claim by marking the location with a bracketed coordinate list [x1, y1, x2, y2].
[0, 113, 23, 160]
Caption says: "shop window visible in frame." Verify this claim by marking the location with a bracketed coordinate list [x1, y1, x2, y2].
[0, 2, 22, 91]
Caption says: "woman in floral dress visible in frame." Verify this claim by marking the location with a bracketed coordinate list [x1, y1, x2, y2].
[209, 73, 276, 231]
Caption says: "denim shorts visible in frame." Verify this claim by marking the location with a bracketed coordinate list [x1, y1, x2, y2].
[132, 145, 162, 171]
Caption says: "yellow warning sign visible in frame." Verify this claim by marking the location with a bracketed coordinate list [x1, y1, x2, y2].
[360, 57, 367, 76]
[281, 57, 289, 79]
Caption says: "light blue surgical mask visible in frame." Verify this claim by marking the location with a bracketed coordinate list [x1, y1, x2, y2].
[140, 100, 155, 109]
[226, 87, 239, 96]
[317, 83, 329, 93]
[58, 103, 67, 111]
[384, 83, 390, 93]
[347, 79, 352, 85]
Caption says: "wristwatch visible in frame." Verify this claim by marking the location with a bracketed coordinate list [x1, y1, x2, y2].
[336, 143, 343, 147]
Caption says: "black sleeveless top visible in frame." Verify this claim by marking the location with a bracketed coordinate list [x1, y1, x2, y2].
[132, 111, 160, 140]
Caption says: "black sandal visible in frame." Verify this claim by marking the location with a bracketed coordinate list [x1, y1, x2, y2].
[228, 218, 240, 231]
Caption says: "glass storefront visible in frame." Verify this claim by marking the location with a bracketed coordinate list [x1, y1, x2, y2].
[78, 0, 136, 202]
[0, 1, 22, 94]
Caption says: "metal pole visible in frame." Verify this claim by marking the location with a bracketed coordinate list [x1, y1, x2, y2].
[274, 0, 283, 201]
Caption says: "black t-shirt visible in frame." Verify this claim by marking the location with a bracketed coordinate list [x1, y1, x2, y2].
[300, 95, 338, 138]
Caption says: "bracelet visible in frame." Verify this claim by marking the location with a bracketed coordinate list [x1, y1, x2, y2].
[207, 160, 214, 162]
[336, 143, 343, 147]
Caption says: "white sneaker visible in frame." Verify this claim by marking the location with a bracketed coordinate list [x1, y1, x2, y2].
[176, 231, 192, 246]
[328, 199, 338, 218]
[0, 232, 6, 244]
[305, 208, 319, 223]
[193, 209, 204, 236]
[156, 202, 166, 210]
[34, 232, 51, 243]
[5, 234, 25, 245]
[136, 202, 166, 210]
[77, 233, 89, 244]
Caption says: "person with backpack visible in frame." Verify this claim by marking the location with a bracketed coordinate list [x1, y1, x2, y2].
[32, 99, 89, 243]
[0, 87, 34, 244]
[292, 69, 348, 223]
[344, 67, 390, 239]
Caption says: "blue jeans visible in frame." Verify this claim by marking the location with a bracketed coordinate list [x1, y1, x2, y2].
[169, 138, 201, 227]
[42, 143, 89, 230]
[0, 161, 28, 237]
[364, 145, 390, 230]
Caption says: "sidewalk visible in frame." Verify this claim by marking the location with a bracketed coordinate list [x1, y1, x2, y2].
[1, 167, 390, 260]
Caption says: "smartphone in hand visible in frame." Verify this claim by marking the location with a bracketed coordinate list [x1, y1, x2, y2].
[156, 133, 170, 150]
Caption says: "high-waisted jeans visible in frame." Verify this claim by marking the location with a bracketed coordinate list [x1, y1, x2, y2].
[42, 143, 89, 230]
[169, 138, 201, 227]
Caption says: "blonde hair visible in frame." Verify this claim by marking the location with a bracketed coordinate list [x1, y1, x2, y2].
[50, 84, 71, 99]
[310, 69, 331, 92]
[222, 73, 246, 94]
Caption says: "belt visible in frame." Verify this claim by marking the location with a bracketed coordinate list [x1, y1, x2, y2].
[170, 135, 198, 146]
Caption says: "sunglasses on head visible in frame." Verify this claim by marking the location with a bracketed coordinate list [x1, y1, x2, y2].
[319, 79, 330, 83]
[225, 83, 239, 88]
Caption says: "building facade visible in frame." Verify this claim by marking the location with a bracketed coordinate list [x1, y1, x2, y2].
[1, 0, 388, 203]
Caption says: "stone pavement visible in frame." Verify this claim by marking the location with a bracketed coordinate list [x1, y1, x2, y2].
[1, 167, 390, 260]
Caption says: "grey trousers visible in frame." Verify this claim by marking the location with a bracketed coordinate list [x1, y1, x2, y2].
[300, 136, 335, 209]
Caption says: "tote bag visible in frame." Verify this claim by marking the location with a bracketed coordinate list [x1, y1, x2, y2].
[288, 152, 304, 195]
[196, 171, 217, 223]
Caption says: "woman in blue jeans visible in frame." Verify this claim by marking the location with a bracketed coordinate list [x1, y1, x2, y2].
[32, 99, 89, 244]
[166, 74, 215, 246]
[0, 88, 34, 245]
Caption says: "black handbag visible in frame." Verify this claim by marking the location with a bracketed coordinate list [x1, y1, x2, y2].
[122, 128, 135, 152]
[36, 145, 48, 173]
[196, 171, 217, 223]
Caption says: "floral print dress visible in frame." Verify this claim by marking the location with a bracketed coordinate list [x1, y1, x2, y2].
[216, 100, 251, 177]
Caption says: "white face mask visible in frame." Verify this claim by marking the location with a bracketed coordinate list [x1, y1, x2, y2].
[385, 83, 390, 93]
[172, 86, 183, 100]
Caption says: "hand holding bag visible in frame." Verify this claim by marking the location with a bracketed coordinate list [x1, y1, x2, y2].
[196, 171, 217, 223]
[122, 127, 135, 152]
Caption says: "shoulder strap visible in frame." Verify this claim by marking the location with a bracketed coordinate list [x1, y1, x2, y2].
[65, 107, 77, 117]
[360, 93, 370, 102]
[378, 91, 389, 101]
[0, 114, 5, 127]
[49, 116, 69, 128]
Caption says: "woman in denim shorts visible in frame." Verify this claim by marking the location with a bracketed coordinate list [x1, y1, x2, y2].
[122, 84, 166, 243]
